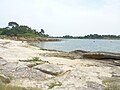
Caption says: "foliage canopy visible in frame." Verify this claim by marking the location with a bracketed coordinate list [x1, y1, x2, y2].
[0, 22, 48, 37]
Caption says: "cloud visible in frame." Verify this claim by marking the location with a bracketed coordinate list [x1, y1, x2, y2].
[0, 0, 120, 36]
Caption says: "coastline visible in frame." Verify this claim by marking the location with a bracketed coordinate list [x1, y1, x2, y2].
[0, 36, 62, 42]
[0, 39, 120, 90]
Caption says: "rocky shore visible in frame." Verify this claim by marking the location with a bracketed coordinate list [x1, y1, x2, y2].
[0, 37, 62, 42]
[0, 39, 120, 90]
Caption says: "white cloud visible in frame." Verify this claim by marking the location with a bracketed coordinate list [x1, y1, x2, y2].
[0, 0, 120, 36]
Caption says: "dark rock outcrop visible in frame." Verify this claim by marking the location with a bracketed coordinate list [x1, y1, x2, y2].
[83, 52, 120, 60]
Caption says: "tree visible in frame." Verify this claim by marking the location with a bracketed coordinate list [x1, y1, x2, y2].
[0, 22, 48, 37]
[8, 22, 19, 28]
[40, 29, 45, 34]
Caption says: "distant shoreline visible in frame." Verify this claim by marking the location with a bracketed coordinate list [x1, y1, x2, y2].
[52, 34, 120, 40]
[52, 37, 120, 40]
[0, 36, 62, 42]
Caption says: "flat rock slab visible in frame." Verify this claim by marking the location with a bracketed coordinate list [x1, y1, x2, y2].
[83, 52, 120, 60]
[33, 64, 63, 76]
[0, 61, 53, 81]
[12, 67, 53, 80]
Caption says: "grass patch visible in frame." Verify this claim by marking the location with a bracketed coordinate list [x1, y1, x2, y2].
[104, 83, 120, 90]
[102, 78, 116, 85]
[19, 57, 42, 62]
[27, 63, 43, 68]
[102, 77, 120, 90]
[48, 81, 62, 89]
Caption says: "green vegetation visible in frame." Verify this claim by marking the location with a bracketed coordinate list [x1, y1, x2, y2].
[104, 83, 120, 90]
[19, 57, 42, 62]
[0, 21, 48, 38]
[102, 77, 120, 90]
[48, 81, 62, 89]
[83, 34, 120, 39]
[54, 34, 120, 39]
[19, 57, 47, 68]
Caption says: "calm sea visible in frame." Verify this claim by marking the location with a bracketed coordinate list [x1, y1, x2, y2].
[33, 39, 120, 53]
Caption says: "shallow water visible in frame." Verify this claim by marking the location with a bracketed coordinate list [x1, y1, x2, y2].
[33, 39, 120, 52]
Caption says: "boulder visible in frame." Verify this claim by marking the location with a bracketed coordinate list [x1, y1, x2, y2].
[113, 61, 120, 66]
[33, 64, 63, 76]
[83, 52, 120, 60]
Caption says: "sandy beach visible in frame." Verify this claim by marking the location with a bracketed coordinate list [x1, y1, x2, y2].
[0, 39, 120, 90]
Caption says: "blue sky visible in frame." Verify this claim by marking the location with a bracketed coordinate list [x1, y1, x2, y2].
[0, 0, 120, 36]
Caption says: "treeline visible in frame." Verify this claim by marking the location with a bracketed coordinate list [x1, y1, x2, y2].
[55, 34, 120, 39]
[0, 22, 48, 38]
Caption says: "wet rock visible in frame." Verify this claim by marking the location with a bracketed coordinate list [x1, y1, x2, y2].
[0, 74, 10, 84]
[70, 50, 89, 54]
[33, 64, 63, 76]
[83, 52, 120, 60]
[41, 52, 82, 59]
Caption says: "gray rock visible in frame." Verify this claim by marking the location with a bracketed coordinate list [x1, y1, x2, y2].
[0, 57, 7, 66]
[70, 50, 89, 54]
[113, 61, 120, 66]
[1, 62, 18, 71]
[0, 74, 10, 84]
[83, 52, 120, 60]
[111, 67, 120, 77]
[0, 62, 23, 76]
[13, 67, 53, 80]
[86, 81, 105, 90]
[33, 64, 63, 76]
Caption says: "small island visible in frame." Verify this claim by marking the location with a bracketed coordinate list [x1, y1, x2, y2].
[0, 22, 60, 42]
[55, 34, 120, 39]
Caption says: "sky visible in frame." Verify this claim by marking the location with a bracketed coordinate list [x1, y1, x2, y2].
[0, 0, 120, 36]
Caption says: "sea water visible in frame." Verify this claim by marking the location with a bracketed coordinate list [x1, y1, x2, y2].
[33, 39, 120, 53]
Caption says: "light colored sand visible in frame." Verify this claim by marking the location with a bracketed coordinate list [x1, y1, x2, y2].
[0, 39, 87, 65]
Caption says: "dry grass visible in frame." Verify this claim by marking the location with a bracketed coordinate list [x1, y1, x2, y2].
[102, 77, 120, 90]
[0, 82, 41, 90]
